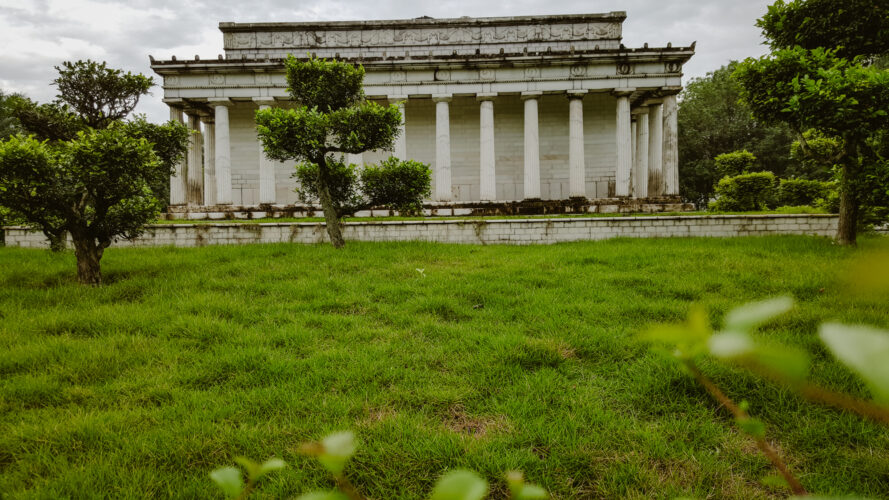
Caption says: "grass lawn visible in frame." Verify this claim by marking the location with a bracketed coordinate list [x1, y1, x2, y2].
[1, 236, 887, 499]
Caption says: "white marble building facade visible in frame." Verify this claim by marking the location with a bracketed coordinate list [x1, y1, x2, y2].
[150, 12, 694, 209]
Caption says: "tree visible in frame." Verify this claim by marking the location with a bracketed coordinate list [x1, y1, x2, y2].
[0, 61, 188, 284]
[678, 63, 797, 207]
[255, 56, 418, 248]
[0, 126, 171, 284]
[0, 90, 24, 140]
[7, 61, 186, 212]
[734, 0, 889, 245]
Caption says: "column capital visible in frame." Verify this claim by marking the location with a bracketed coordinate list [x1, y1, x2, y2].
[207, 97, 233, 107]
[520, 91, 542, 100]
[432, 94, 452, 103]
[476, 92, 497, 102]
[631, 106, 650, 115]
[567, 90, 587, 100]
[612, 88, 636, 98]
[659, 86, 683, 96]
[252, 97, 276, 106]
[162, 98, 185, 108]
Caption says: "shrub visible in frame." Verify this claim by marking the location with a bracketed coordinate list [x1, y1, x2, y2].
[709, 171, 777, 211]
[714, 150, 757, 178]
[293, 158, 363, 217]
[361, 157, 431, 216]
[776, 178, 833, 207]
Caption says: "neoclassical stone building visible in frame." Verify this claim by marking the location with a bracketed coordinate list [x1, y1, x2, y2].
[150, 12, 694, 214]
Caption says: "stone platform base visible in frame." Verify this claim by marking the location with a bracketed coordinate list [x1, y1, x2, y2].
[4, 214, 838, 249]
[162, 197, 693, 220]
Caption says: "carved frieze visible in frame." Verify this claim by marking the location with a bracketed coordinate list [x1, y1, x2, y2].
[569, 65, 587, 77]
[209, 74, 225, 85]
[524, 67, 541, 79]
[479, 68, 495, 80]
[225, 22, 621, 50]
[665, 61, 682, 73]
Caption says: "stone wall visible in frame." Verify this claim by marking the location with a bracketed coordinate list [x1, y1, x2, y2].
[3, 215, 838, 249]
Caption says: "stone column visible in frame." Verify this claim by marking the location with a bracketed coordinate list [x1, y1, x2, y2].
[634, 108, 649, 198]
[202, 117, 216, 206]
[647, 103, 664, 196]
[433, 96, 452, 201]
[186, 112, 204, 206]
[391, 96, 407, 159]
[254, 98, 277, 205]
[663, 94, 679, 196]
[568, 92, 586, 198]
[631, 119, 637, 193]
[209, 98, 233, 205]
[166, 100, 187, 206]
[478, 93, 497, 201]
[521, 92, 541, 200]
[614, 90, 633, 197]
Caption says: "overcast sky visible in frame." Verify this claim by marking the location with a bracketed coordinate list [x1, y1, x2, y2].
[0, 0, 774, 122]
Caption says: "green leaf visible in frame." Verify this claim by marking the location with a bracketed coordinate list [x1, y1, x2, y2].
[296, 492, 351, 500]
[820, 323, 889, 402]
[515, 484, 548, 499]
[429, 470, 488, 500]
[708, 331, 754, 358]
[209, 466, 244, 499]
[750, 344, 811, 383]
[234, 456, 261, 481]
[258, 458, 287, 477]
[317, 431, 357, 475]
[723, 297, 794, 332]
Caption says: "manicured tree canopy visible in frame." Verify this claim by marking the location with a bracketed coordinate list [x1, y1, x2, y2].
[256, 56, 403, 248]
[0, 124, 177, 284]
[0, 60, 188, 284]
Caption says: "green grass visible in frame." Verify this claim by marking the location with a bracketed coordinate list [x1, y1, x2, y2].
[152, 206, 829, 225]
[0, 236, 887, 499]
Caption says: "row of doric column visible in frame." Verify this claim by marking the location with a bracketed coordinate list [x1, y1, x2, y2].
[169, 90, 679, 207]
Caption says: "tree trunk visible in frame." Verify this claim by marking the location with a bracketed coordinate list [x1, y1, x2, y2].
[836, 156, 858, 246]
[47, 231, 67, 252]
[73, 237, 103, 285]
[315, 156, 346, 248]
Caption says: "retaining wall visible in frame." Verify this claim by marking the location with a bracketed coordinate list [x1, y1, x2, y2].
[2, 215, 839, 249]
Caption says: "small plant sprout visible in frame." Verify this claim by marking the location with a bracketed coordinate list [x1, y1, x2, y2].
[642, 295, 889, 496]
[210, 456, 286, 500]
[429, 470, 488, 500]
[506, 471, 547, 500]
[416, 268, 426, 277]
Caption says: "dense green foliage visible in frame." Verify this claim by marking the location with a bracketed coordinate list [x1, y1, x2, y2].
[53, 60, 154, 129]
[713, 150, 756, 178]
[0, 125, 174, 284]
[734, 0, 889, 244]
[0, 60, 188, 283]
[0, 90, 23, 140]
[776, 178, 833, 207]
[255, 55, 425, 247]
[361, 158, 432, 216]
[294, 156, 432, 218]
[677, 63, 796, 207]
[293, 158, 363, 217]
[0, 237, 887, 497]
[710, 172, 777, 212]
[758, 0, 889, 62]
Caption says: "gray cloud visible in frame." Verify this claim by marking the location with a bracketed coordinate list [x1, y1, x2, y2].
[0, 0, 772, 122]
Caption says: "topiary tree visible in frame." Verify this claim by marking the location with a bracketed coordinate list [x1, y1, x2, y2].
[713, 150, 757, 178]
[710, 171, 777, 212]
[255, 55, 428, 248]
[0, 124, 177, 284]
[0, 61, 188, 284]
